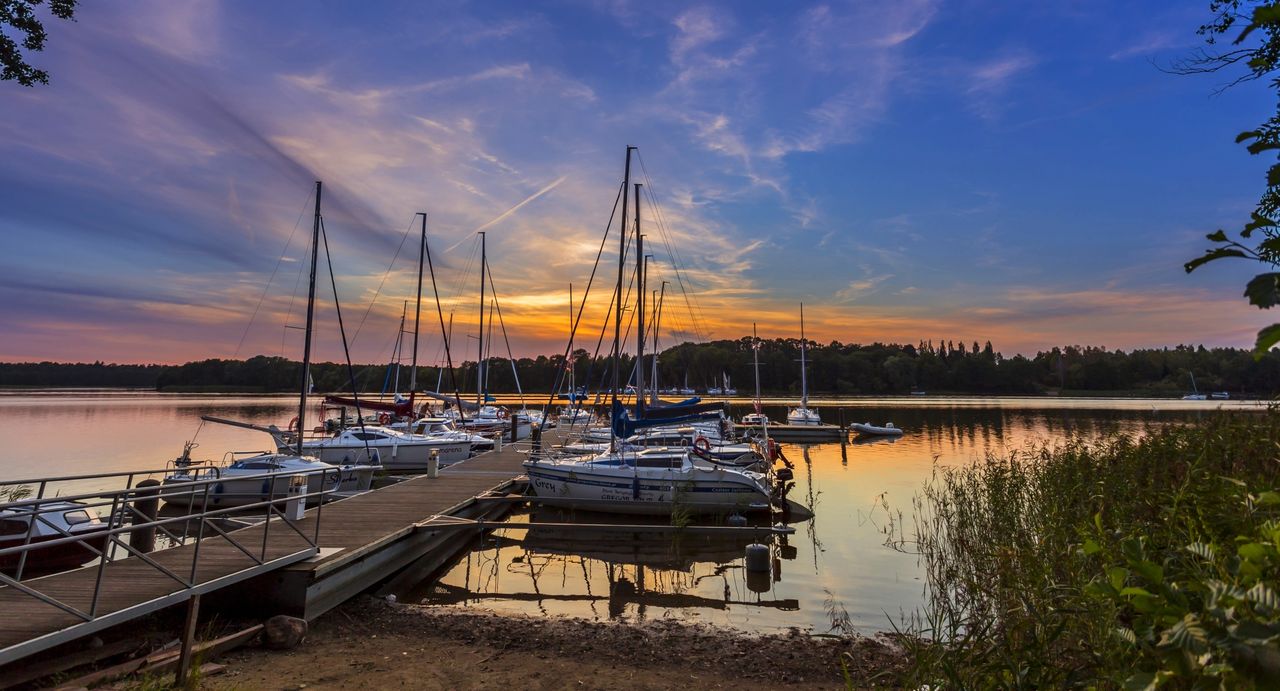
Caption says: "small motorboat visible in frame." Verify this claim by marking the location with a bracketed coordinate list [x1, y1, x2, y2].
[787, 407, 822, 426]
[850, 421, 905, 437]
[0, 500, 111, 576]
[162, 451, 376, 508]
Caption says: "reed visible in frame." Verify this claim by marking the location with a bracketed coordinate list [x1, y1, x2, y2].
[897, 409, 1280, 688]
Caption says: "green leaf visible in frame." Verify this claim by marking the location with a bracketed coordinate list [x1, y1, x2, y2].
[1257, 491, 1280, 506]
[1185, 248, 1248, 273]
[1133, 560, 1164, 585]
[1123, 670, 1157, 691]
[1121, 586, 1154, 598]
[1245, 273, 1280, 308]
[1256, 323, 1280, 356]
[1238, 542, 1269, 561]
[1109, 566, 1130, 590]
[1238, 130, 1262, 144]
[1206, 229, 1230, 242]
[1082, 538, 1101, 555]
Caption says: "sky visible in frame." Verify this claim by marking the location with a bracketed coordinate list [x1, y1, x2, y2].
[0, 0, 1273, 365]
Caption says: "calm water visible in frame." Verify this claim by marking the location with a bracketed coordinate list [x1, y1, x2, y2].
[0, 391, 1265, 633]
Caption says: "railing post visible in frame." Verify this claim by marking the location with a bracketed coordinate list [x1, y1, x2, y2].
[189, 481, 212, 585]
[89, 494, 123, 617]
[175, 593, 202, 688]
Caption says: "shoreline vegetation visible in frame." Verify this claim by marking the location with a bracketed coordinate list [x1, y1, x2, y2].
[894, 408, 1280, 688]
[3, 340, 1279, 397]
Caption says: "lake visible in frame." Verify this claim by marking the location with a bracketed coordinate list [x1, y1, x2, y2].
[0, 391, 1264, 634]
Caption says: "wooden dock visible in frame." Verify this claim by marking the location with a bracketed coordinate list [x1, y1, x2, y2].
[0, 435, 544, 669]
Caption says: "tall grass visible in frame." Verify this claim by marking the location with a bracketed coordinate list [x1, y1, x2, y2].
[899, 410, 1280, 689]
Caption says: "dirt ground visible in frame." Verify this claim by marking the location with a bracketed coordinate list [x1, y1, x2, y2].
[205, 597, 905, 690]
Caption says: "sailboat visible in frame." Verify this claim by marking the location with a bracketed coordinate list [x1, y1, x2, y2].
[525, 148, 787, 516]
[786, 304, 821, 425]
[742, 324, 769, 426]
[163, 182, 376, 507]
[1181, 371, 1208, 400]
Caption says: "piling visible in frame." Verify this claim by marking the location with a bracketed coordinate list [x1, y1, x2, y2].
[128, 479, 161, 554]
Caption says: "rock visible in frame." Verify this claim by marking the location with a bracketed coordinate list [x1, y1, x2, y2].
[264, 615, 308, 650]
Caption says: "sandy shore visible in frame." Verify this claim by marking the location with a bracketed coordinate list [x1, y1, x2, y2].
[207, 597, 904, 690]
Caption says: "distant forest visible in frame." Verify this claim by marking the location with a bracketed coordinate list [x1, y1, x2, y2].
[3, 339, 1279, 397]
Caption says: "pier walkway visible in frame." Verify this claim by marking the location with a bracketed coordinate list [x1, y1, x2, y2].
[0, 434, 546, 667]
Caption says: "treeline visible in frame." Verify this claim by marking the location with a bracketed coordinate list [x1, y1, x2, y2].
[3, 340, 1280, 396]
[0, 361, 166, 388]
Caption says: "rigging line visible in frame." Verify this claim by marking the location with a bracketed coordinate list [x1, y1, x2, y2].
[319, 217, 373, 459]
[281, 220, 314, 357]
[537, 180, 625, 426]
[350, 214, 419, 345]
[485, 261, 525, 408]
[641, 182, 710, 343]
[636, 155, 712, 341]
[233, 186, 314, 359]
[638, 168, 712, 342]
[424, 225, 467, 418]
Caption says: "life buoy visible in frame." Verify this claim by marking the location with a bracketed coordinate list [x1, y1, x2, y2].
[694, 436, 711, 455]
[378, 412, 391, 425]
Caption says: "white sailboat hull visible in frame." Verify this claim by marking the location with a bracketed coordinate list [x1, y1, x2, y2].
[523, 460, 772, 516]
[300, 439, 472, 471]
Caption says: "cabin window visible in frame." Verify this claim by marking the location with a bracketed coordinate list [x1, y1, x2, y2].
[63, 510, 94, 525]
[0, 519, 29, 535]
[353, 432, 385, 441]
[238, 461, 281, 470]
[635, 457, 683, 469]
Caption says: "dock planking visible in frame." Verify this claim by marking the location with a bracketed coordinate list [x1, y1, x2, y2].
[0, 432, 548, 664]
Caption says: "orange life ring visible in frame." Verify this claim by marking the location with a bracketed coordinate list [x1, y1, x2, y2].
[694, 436, 711, 454]
[378, 412, 391, 425]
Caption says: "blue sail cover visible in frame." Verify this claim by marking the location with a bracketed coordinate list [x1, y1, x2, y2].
[610, 400, 725, 438]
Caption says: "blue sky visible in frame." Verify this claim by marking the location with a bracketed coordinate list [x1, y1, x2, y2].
[0, 0, 1271, 364]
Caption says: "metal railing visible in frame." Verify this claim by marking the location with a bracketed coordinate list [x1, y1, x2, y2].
[0, 467, 336, 664]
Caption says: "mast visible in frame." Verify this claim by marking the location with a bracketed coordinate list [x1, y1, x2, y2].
[611, 146, 635, 451]
[477, 231, 486, 409]
[393, 301, 407, 393]
[799, 303, 808, 410]
[652, 280, 666, 405]
[410, 213, 426, 395]
[634, 184, 644, 415]
[568, 283, 575, 403]
[296, 180, 322, 456]
[752, 322, 762, 414]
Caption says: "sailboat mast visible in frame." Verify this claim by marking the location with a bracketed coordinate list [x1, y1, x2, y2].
[477, 231, 486, 408]
[799, 303, 808, 410]
[611, 146, 635, 451]
[410, 213, 426, 395]
[634, 183, 644, 415]
[752, 322, 762, 412]
[296, 180, 322, 456]
[393, 301, 407, 393]
[568, 283, 575, 402]
[651, 280, 666, 405]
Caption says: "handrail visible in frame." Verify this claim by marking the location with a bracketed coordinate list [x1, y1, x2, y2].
[0, 485, 335, 558]
[0, 467, 341, 512]
[0, 465, 224, 487]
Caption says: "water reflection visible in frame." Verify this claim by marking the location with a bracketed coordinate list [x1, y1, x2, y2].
[411, 510, 802, 624]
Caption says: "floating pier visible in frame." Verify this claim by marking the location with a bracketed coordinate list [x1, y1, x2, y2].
[0, 433, 551, 673]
